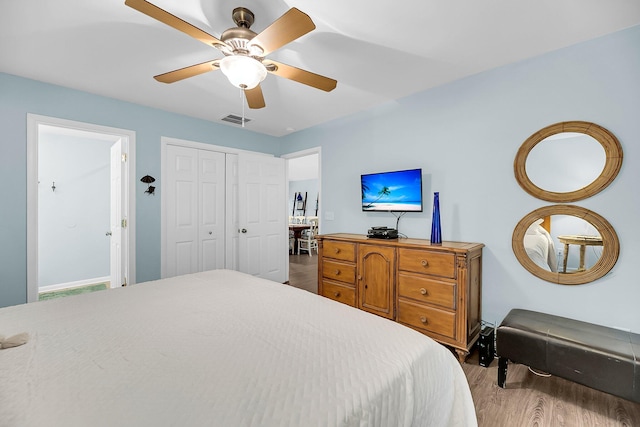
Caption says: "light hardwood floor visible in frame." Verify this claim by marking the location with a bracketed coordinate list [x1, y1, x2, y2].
[462, 351, 640, 427]
[286, 254, 640, 426]
[288, 253, 318, 294]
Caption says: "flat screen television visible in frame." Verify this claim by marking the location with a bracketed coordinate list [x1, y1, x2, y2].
[361, 168, 423, 212]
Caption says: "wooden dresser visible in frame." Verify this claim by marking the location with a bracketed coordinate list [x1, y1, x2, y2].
[317, 233, 484, 362]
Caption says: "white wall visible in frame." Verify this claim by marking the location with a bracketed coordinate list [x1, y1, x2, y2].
[280, 25, 640, 331]
[38, 132, 111, 287]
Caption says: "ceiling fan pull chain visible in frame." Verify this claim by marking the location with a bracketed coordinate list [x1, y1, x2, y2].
[241, 87, 245, 128]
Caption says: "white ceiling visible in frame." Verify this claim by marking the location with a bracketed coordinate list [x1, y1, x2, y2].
[2, 1, 639, 137]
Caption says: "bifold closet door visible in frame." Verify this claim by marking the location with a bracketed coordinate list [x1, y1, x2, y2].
[165, 145, 226, 277]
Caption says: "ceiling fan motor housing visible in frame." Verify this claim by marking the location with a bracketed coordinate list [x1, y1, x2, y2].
[220, 27, 259, 55]
[219, 7, 263, 56]
[232, 7, 254, 28]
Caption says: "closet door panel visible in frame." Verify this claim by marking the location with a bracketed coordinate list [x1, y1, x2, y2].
[163, 143, 286, 282]
[166, 145, 198, 277]
[165, 146, 225, 277]
[198, 150, 225, 272]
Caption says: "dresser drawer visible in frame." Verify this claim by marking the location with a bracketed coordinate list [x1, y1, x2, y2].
[322, 259, 356, 284]
[397, 273, 456, 309]
[397, 299, 456, 338]
[398, 248, 456, 279]
[321, 280, 356, 307]
[323, 240, 356, 262]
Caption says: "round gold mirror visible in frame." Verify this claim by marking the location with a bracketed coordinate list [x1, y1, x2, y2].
[514, 121, 623, 202]
[512, 205, 619, 285]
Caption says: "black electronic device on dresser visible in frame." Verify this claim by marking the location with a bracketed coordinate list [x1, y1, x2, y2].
[367, 226, 398, 239]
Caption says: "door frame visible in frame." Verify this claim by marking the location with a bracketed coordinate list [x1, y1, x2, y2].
[26, 114, 136, 302]
[281, 147, 322, 227]
[281, 147, 322, 281]
[160, 136, 274, 279]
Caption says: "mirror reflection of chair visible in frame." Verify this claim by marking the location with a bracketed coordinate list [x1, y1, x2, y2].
[298, 218, 318, 256]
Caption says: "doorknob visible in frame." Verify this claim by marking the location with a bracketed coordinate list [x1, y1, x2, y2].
[209, 231, 213, 235]
[241, 228, 247, 233]
[105, 231, 112, 236]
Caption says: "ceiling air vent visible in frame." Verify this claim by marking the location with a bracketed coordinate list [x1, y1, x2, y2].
[221, 114, 251, 125]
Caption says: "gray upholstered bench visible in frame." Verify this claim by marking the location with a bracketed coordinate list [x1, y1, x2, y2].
[496, 308, 640, 403]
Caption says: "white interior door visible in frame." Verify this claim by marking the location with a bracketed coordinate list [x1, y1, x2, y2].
[109, 139, 123, 288]
[199, 150, 226, 271]
[238, 153, 286, 282]
[166, 145, 198, 277]
[165, 145, 225, 277]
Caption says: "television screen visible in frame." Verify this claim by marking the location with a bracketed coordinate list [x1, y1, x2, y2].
[361, 168, 423, 212]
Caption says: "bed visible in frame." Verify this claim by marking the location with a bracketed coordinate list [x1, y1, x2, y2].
[0, 269, 477, 426]
[523, 219, 558, 272]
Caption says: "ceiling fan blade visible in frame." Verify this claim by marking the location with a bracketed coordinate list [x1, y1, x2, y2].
[248, 8, 315, 56]
[264, 60, 337, 92]
[125, 0, 225, 48]
[154, 60, 219, 83]
[245, 85, 266, 109]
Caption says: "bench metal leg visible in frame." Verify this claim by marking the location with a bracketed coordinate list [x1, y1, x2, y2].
[498, 357, 508, 388]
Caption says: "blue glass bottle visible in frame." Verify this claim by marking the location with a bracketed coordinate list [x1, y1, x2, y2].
[430, 192, 442, 245]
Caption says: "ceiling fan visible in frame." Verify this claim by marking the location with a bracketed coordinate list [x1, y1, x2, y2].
[125, 0, 337, 109]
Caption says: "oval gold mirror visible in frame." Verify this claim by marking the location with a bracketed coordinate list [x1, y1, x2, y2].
[514, 121, 623, 202]
[512, 205, 619, 285]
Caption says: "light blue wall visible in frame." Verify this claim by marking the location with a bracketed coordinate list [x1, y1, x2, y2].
[2, 25, 639, 331]
[0, 73, 281, 307]
[281, 25, 640, 331]
[38, 133, 111, 287]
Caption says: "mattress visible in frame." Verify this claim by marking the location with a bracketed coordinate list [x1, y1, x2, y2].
[0, 269, 477, 427]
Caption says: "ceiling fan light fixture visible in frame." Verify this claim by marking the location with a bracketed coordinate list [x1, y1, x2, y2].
[219, 55, 267, 89]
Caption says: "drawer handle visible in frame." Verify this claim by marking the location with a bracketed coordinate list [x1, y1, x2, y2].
[334, 269, 341, 275]
[421, 260, 428, 267]
[333, 291, 341, 298]
[420, 288, 427, 296]
[420, 316, 428, 324]
[334, 248, 341, 254]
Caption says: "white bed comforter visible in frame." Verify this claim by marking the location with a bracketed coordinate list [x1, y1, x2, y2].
[0, 270, 476, 427]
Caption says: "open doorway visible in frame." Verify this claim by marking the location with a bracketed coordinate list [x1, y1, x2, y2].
[282, 148, 320, 294]
[26, 115, 136, 302]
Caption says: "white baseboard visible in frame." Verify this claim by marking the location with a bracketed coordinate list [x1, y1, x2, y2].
[39, 276, 110, 293]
